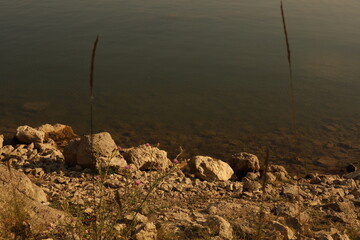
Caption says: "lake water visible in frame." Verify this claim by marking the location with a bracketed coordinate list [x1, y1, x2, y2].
[1, 0, 359, 174]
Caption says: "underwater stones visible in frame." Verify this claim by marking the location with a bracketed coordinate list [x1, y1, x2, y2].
[21, 101, 49, 112]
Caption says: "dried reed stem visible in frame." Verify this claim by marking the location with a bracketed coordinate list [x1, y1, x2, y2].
[90, 35, 99, 141]
[280, 0, 296, 132]
[281, 2, 303, 239]
[89, 34, 99, 239]
[280, 4, 296, 140]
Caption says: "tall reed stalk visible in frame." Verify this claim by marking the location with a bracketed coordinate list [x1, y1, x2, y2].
[90, 35, 99, 148]
[89, 34, 100, 239]
[280, 1, 303, 239]
[280, 0, 295, 132]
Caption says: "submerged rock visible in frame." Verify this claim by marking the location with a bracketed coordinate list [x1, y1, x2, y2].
[21, 101, 49, 112]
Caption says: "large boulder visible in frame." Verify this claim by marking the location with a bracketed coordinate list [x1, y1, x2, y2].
[122, 144, 171, 170]
[0, 164, 47, 203]
[64, 132, 127, 170]
[0, 164, 67, 234]
[15, 125, 45, 144]
[37, 123, 78, 147]
[189, 156, 234, 181]
[229, 152, 260, 179]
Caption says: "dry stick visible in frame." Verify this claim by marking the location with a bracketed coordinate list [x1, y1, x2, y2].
[281, 1, 302, 239]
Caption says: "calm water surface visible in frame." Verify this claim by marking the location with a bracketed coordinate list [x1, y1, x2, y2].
[1, 0, 359, 174]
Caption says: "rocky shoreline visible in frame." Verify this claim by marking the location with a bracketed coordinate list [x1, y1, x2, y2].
[0, 124, 359, 239]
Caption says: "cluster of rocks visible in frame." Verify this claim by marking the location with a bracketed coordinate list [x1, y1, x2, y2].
[0, 124, 359, 239]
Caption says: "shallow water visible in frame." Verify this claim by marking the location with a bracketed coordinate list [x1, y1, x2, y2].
[1, 0, 360, 174]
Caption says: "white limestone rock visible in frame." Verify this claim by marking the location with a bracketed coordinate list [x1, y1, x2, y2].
[190, 156, 234, 182]
[122, 144, 171, 170]
[16, 125, 45, 144]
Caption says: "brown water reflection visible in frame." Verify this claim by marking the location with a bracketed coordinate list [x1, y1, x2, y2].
[1, 0, 360, 175]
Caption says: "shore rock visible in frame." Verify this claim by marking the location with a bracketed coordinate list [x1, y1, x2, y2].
[243, 178, 262, 192]
[0, 165, 67, 233]
[0, 134, 3, 148]
[189, 156, 234, 181]
[0, 164, 47, 202]
[37, 123, 78, 146]
[271, 221, 296, 240]
[1, 124, 360, 239]
[134, 222, 157, 240]
[16, 125, 45, 144]
[206, 215, 233, 240]
[122, 144, 171, 170]
[269, 164, 290, 181]
[344, 171, 360, 180]
[64, 132, 127, 169]
[229, 152, 260, 179]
